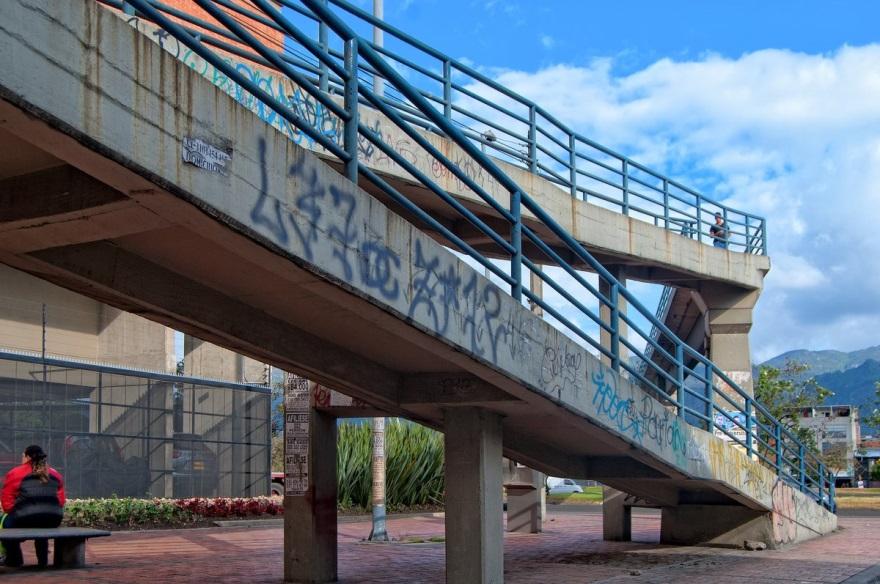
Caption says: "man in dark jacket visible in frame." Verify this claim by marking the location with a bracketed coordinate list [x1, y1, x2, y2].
[1, 445, 66, 568]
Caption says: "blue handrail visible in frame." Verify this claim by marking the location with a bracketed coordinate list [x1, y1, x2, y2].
[109, 0, 829, 510]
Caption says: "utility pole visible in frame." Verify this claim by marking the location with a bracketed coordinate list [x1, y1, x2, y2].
[367, 0, 390, 544]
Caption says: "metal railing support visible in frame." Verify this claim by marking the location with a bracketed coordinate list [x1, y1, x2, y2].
[318, 0, 329, 91]
[442, 60, 452, 118]
[774, 424, 782, 475]
[705, 373, 714, 434]
[528, 105, 537, 172]
[745, 400, 753, 456]
[675, 343, 685, 418]
[568, 133, 577, 199]
[622, 159, 629, 214]
[510, 190, 523, 301]
[344, 38, 359, 181]
[799, 444, 807, 491]
[609, 283, 620, 372]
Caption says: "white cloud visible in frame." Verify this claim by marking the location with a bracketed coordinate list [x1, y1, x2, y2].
[540, 35, 555, 49]
[456, 45, 880, 359]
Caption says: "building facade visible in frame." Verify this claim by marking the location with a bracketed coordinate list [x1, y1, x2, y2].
[799, 405, 860, 486]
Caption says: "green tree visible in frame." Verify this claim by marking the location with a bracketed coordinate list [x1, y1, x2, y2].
[753, 361, 833, 452]
[871, 463, 880, 482]
[862, 381, 880, 431]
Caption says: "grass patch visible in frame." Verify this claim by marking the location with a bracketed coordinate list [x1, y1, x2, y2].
[547, 486, 603, 505]
[835, 489, 880, 509]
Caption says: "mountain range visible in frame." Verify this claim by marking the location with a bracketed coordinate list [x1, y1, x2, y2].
[759, 345, 880, 433]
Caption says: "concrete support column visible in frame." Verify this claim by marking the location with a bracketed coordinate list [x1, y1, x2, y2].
[602, 487, 632, 541]
[444, 407, 503, 584]
[599, 265, 628, 369]
[699, 283, 760, 399]
[284, 409, 337, 583]
[506, 466, 543, 533]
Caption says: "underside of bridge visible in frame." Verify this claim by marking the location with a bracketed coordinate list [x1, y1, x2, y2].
[0, 1, 833, 582]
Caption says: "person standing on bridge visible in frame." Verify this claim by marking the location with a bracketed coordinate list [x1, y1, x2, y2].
[710, 212, 729, 249]
[0, 445, 66, 568]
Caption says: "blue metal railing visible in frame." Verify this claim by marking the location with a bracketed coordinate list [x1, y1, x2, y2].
[116, 0, 765, 255]
[104, 0, 829, 510]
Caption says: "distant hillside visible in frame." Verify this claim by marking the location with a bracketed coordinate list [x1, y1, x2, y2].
[758, 347, 880, 433]
[761, 345, 880, 377]
[815, 359, 879, 425]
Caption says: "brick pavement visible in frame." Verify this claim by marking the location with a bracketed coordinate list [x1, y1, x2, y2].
[0, 511, 877, 583]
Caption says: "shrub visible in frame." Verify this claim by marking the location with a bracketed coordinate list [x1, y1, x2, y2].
[64, 498, 197, 528]
[336, 419, 444, 509]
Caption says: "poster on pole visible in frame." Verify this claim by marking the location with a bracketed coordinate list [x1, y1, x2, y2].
[284, 374, 310, 496]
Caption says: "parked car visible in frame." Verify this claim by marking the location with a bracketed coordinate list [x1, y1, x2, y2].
[55, 434, 151, 498]
[547, 477, 583, 495]
[270, 471, 284, 496]
[172, 433, 219, 497]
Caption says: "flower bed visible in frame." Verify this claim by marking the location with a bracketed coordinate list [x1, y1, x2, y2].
[63, 497, 283, 530]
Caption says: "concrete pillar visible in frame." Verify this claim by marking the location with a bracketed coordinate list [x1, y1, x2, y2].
[506, 466, 543, 533]
[699, 283, 760, 399]
[184, 335, 267, 383]
[599, 265, 628, 370]
[98, 306, 176, 372]
[602, 487, 631, 541]
[284, 408, 337, 583]
[444, 407, 503, 584]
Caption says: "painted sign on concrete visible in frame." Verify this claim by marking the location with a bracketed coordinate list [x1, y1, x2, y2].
[181, 136, 232, 175]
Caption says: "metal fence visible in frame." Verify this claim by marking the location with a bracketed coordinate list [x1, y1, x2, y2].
[0, 350, 270, 499]
[97, 0, 829, 510]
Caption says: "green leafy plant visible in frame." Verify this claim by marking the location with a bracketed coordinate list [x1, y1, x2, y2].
[336, 419, 444, 510]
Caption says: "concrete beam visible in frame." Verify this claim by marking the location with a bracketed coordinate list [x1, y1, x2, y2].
[586, 457, 668, 480]
[17, 242, 404, 410]
[399, 374, 519, 405]
[444, 407, 504, 584]
[0, 166, 168, 252]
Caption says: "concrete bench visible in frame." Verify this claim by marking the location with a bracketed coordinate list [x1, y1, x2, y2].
[0, 527, 110, 568]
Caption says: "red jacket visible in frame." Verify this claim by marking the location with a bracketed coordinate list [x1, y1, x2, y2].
[1, 463, 66, 513]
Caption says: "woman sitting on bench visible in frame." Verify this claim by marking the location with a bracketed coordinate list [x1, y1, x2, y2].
[1, 444, 66, 568]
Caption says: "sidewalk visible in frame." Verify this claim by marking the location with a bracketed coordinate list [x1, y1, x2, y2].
[0, 512, 877, 583]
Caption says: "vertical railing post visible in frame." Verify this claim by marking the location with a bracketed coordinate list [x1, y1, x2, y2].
[830, 479, 836, 512]
[510, 190, 523, 302]
[663, 178, 670, 229]
[774, 423, 782, 476]
[343, 38, 359, 181]
[318, 0, 329, 92]
[569, 133, 577, 199]
[762, 218, 768, 255]
[675, 343, 685, 418]
[799, 445, 806, 491]
[695, 195, 703, 244]
[744, 216, 752, 254]
[705, 369, 714, 434]
[722, 208, 730, 249]
[818, 462, 825, 503]
[527, 105, 537, 172]
[442, 59, 452, 119]
[609, 283, 620, 372]
[621, 159, 629, 215]
[745, 399, 753, 457]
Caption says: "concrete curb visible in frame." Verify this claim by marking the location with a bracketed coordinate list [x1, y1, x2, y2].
[841, 564, 880, 584]
[214, 512, 445, 528]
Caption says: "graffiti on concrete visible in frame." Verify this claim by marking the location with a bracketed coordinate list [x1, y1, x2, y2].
[541, 344, 582, 397]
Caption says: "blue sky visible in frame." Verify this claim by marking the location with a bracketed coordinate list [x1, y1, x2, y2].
[382, 0, 880, 74]
[360, 0, 880, 361]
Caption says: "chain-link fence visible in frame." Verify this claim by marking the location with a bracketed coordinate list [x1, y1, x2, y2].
[0, 350, 270, 499]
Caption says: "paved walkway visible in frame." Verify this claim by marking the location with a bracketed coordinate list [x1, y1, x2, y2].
[0, 511, 877, 583]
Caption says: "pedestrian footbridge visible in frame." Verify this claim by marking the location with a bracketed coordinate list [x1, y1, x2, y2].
[0, 1, 833, 582]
